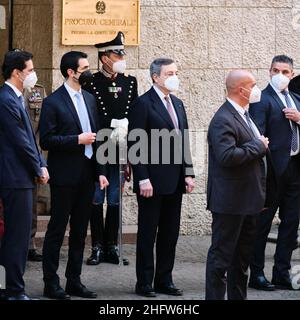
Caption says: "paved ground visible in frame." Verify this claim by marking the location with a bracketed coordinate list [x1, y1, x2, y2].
[24, 235, 300, 300]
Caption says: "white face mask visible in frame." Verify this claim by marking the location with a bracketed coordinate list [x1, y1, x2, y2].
[112, 60, 126, 74]
[271, 73, 290, 91]
[22, 71, 38, 90]
[249, 85, 262, 104]
[164, 75, 180, 92]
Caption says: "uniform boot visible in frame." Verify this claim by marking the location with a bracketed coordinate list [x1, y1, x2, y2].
[104, 205, 129, 265]
[104, 205, 120, 264]
[87, 204, 105, 265]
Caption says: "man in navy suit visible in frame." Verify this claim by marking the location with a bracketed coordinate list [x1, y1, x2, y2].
[129, 58, 195, 297]
[249, 55, 300, 291]
[39, 51, 108, 300]
[0, 50, 49, 300]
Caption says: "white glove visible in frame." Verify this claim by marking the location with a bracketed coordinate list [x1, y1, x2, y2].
[110, 118, 129, 145]
[110, 126, 128, 144]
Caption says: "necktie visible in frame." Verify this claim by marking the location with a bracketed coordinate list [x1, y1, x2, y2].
[19, 95, 25, 109]
[244, 111, 256, 137]
[282, 90, 298, 152]
[74, 92, 93, 159]
[164, 96, 178, 130]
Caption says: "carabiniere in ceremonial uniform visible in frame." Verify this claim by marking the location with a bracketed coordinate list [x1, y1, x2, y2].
[24, 83, 47, 262]
[83, 31, 138, 266]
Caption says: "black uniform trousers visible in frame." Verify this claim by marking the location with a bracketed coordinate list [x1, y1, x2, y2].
[43, 159, 95, 286]
[205, 212, 257, 300]
[136, 187, 183, 288]
[250, 156, 300, 280]
[0, 188, 32, 295]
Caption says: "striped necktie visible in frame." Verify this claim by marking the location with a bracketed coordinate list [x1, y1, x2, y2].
[164, 96, 178, 130]
[282, 90, 298, 152]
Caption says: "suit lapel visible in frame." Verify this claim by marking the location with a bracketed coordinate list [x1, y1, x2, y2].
[4, 84, 40, 154]
[4, 84, 34, 132]
[60, 85, 83, 132]
[150, 87, 176, 130]
[4, 83, 23, 110]
[170, 95, 184, 131]
[266, 84, 286, 111]
[225, 101, 254, 139]
[267, 84, 300, 116]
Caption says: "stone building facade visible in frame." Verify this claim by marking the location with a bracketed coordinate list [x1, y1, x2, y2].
[1, 0, 300, 234]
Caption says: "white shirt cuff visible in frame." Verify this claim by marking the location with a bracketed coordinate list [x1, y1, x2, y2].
[139, 179, 150, 186]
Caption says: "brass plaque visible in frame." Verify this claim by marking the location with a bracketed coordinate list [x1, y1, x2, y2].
[62, 0, 140, 46]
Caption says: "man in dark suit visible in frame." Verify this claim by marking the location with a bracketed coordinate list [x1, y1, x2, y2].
[129, 58, 195, 297]
[249, 55, 300, 291]
[40, 51, 108, 300]
[0, 50, 49, 300]
[206, 70, 269, 300]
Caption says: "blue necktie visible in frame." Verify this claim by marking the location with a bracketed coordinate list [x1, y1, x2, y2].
[282, 90, 298, 153]
[74, 92, 93, 159]
[19, 95, 25, 109]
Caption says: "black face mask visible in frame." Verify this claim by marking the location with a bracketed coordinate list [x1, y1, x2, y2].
[75, 70, 93, 86]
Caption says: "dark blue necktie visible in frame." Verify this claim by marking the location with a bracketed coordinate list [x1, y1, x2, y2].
[282, 90, 298, 152]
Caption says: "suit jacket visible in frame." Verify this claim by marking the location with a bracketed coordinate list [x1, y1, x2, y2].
[39, 85, 100, 186]
[249, 84, 300, 177]
[207, 100, 269, 215]
[128, 87, 194, 195]
[0, 83, 46, 189]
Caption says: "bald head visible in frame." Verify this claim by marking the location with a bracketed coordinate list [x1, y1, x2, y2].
[226, 70, 258, 108]
[226, 70, 256, 94]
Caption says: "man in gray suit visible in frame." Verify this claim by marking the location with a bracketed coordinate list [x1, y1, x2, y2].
[205, 70, 271, 300]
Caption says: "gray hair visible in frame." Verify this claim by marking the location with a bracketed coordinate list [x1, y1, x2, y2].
[150, 58, 175, 81]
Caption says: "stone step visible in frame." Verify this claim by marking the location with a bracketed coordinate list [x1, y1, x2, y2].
[35, 216, 137, 247]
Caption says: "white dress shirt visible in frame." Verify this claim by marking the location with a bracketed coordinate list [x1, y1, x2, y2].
[5, 81, 23, 98]
[227, 98, 261, 138]
[153, 84, 179, 129]
[64, 82, 91, 132]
